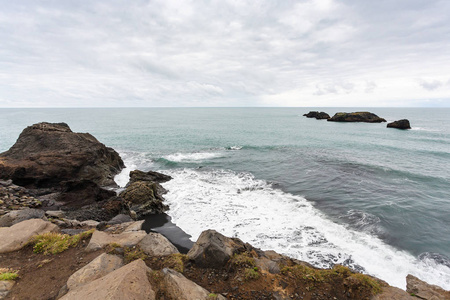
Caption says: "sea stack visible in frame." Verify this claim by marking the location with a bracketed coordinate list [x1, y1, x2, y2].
[327, 112, 386, 123]
[303, 111, 330, 120]
[387, 119, 411, 129]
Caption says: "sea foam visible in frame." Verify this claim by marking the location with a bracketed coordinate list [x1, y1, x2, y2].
[161, 168, 450, 290]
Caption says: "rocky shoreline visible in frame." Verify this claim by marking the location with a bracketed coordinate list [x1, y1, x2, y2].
[0, 123, 448, 299]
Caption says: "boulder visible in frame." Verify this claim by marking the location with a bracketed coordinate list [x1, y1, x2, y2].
[406, 274, 450, 300]
[0, 219, 59, 253]
[0, 122, 124, 188]
[387, 119, 411, 129]
[45, 210, 65, 218]
[0, 208, 45, 227]
[128, 170, 172, 185]
[327, 112, 387, 123]
[60, 259, 155, 300]
[0, 280, 15, 299]
[66, 253, 123, 290]
[303, 111, 330, 119]
[85, 230, 147, 252]
[119, 181, 168, 218]
[138, 233, 179, 256]
[187, 229, 246, 268]
[107, 214, 133, 225]
[162, 268, 226, 300]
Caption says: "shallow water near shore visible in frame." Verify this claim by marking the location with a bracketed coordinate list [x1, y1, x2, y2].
[1, 107, 449, 290]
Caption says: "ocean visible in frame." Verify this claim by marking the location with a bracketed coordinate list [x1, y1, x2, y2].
[0, 107, 449, 290]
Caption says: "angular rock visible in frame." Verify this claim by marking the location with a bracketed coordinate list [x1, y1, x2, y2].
[0, 280, 15, 299]
[107, 214, 133, 225]
[80, 220, 100, 227]
[60, 259, 155, 300]
[254, 257, 280, 274]
[303, 111, 330, 119]
[0, 208, 45, 227]
[0, 122, 124, 188]
[85, 230, 147, 252]
[0, 219, 59, 253]
[387, 119, 411, 130]
[328, 112, 387, 123]
[45, 210, 65, 218]
[139, 233, 179, 256]
[119, 181, 168, 218]
[162, 268, 226, 300]
[66, 253, 123, 290]
[129, 170, 172, 185]
[187, 229, 246, 268]
[371, 286, 415, 299]
[406, 274, 450, 300]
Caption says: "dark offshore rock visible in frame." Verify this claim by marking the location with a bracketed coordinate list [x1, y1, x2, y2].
[303, 111, 330, 119]
[0, 122, 124, 188]
[128, 170, 172, 185]
[387, 119, 411, 129]
[119, 181, 168, 218]
[327, 112, 387, 123]
[187, 229, 247, 268]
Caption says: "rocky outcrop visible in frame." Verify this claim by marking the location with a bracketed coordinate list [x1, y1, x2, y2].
[406, 274, 450, 300]
[60, 259, 155, 300]
[187, 229, 246, 268]
[0, 219, 59, 253]
[387, 119, 411, 129]
[328, 112, 387, 123]
[0, 208, 45, 227]
[303, 111, 330, 119]
[0, 122, 124, 188]
[128, 170, 172, 185]
[162, 268, 226, 300]
[138, 232, 179, 256]
[85, 229, 147, 252]
[119, 181, 168, 218]
[66, 253, 123, 290]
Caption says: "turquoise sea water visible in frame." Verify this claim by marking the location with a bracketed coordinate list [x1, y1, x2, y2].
[0, 107, 449, 289]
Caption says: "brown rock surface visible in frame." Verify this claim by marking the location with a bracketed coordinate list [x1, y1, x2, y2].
[138, 232, 179, 256]
[406, 274, 450, 300]
[128, 170, 172, 185]
[0, 219, 59, 253]
[119, 181, 168, 218]
[60, 259, 155, 300]
[85, 230, 147, 252]
[387, 119, 411, 129]
[0, 122, 124, 188]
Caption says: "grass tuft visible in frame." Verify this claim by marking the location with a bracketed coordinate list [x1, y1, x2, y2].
[244, 267, 260, 280]
[231, 253, 255, 267]
[163, 254, 189, 273]
[31, 229, 94, 255]
[124, 246, 147, 264]
[0, 268, 19, 281]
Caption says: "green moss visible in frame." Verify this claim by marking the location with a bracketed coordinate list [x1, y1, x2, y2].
[349, 273, 382, 295]
[124, 246, 147, 264]
[0, 268, 19, 281]
[244, 267, 260, 280]
[231, 253, 255, 267]
[163, 254, 188, 273]
[31, 229, 94, 255]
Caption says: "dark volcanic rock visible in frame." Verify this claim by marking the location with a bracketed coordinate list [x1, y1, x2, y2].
[387, 119, 411, 129]
[0, 122, 124, 188]
[62, 196, 129, 222]
[303, 111, 330, 119]
[128, 170, 172, 185]
[119, 181, 168, 218]
[328, 112, 387, 123]
[57, 180, 116, 209]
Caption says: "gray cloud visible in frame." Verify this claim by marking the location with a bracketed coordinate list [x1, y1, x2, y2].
[0, 0, 449, 107]
[419, 79, 443, 91]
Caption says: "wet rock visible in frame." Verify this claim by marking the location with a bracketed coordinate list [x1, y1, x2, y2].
[0, 122, 124, 188]
[138, 233, 179, 256]
[328, 112, 387, 123]
[119, 181, 168, 218]
[85, 230, 147, 252]
[162, 268, 226, 300]
[387, 119, 411, 130]
[66, 253, 123, 290]
[187, 229, 246, 268]
[303, 111, 330, 119]
[0, 219, 59, 253]
[128, 170, 172, 185]
[0, 208, 45, 227]
[60, 259, 155, 300]
[406, 274, 450, 300]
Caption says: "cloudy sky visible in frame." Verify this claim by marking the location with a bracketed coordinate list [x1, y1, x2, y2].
[1, 0, 449, 107]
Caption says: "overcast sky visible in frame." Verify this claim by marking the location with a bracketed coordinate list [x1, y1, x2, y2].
[1, 0, 449, 107]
